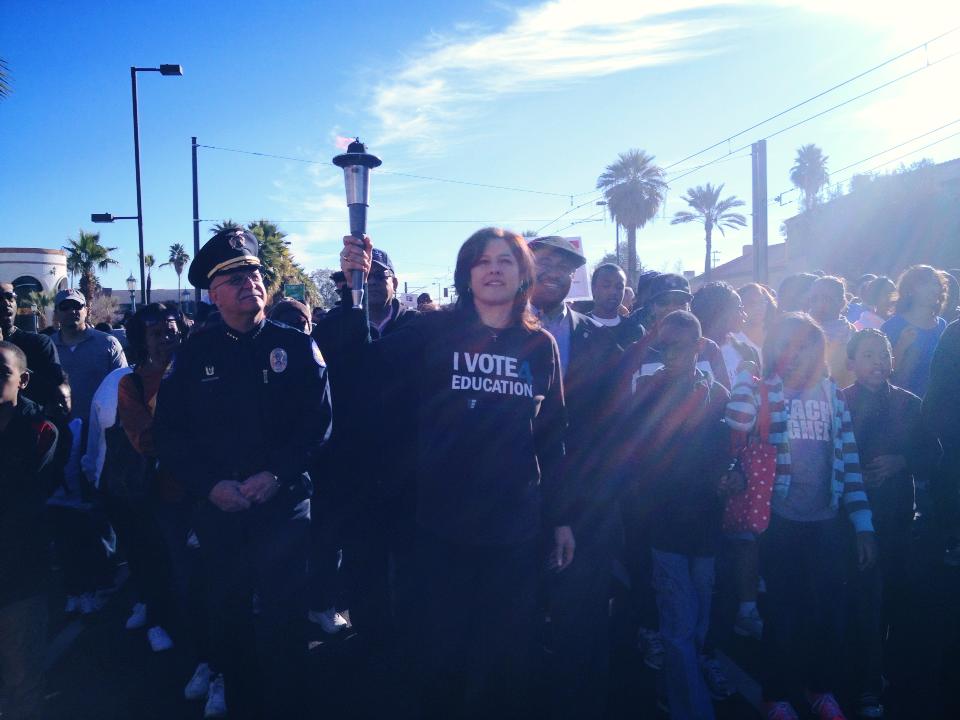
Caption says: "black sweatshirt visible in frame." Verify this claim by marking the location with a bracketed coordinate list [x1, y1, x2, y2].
[844, 381, 938, 532]
[315, 306, 569, 546]
[0, 398, 59, 605]
[613, 368, 731, 557]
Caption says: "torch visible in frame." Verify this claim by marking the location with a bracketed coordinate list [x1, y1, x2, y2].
[333, 138, 382, 310]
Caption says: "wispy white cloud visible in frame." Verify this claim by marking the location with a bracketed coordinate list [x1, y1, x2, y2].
[368, 0, 960, 153]
[371, 0, 738, 151]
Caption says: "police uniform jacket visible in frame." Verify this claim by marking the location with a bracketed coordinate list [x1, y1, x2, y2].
[155, 319, 332, 506]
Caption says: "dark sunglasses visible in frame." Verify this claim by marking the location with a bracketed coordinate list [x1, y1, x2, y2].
[0, 292, 16, 302]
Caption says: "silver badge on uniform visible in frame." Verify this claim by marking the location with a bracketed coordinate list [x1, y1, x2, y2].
[204, 365, 215, 377]
[270, 348, 288, 373]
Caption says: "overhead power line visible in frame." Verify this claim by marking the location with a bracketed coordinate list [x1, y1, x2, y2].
[663, 25, 960, 171]
[196, 143, 579, 199]
[820, 128, 960, 196]
[771, 117, 960, 201]
[663, 46, 960, 188]
[198, 218, 558, 224]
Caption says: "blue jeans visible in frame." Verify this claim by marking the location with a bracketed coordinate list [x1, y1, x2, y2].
[651, 549, 716, 720]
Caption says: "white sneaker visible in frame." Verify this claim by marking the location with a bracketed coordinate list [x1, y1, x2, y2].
[308, 606, 350, 634]
[147, 625, 174, 652]
[734, 607, 764, 640]
[204, 674, 227, 718]
[125, 602, 147, 630]
[184, 662, 212, 700]
[79, 592, 105, 615]
[64, 595, 82, 613]
[637, 627, 665, 670]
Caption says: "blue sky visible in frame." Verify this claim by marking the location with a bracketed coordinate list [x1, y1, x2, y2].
[2, 0, 960, 297]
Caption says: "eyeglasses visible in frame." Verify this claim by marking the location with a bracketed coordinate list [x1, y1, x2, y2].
[213, 269, 262, 289]
[0, 292, 16, 302]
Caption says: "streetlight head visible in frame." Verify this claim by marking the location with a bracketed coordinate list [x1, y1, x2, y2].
[91, 213, 114, 223]
[126, 273, 137, 292]
[159, 64, 183, 76]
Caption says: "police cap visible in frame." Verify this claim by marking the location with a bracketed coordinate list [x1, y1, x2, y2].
[188, 228, 262, 290]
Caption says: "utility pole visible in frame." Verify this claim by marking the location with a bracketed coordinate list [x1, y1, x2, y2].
[191, 137, 201, 308]
[751, 139, 769, 284]
[711, 250, 722, 269]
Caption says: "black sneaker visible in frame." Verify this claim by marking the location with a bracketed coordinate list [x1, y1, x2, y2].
[857, 693, 884, 718]
[945, 539, 960, 567]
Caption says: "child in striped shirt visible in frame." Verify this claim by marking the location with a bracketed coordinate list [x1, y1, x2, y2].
[726, 312, 876, 720]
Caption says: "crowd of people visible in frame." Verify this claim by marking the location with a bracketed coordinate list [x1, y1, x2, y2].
[1, 225, 959, 720]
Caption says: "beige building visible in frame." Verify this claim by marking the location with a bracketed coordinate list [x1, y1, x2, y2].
[0, 247, 69, 295]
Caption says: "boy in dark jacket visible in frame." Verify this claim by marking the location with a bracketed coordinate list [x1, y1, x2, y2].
[614, 312, 733, 720]
[843, 329, 939, 718]
[0, 341, 59, 720]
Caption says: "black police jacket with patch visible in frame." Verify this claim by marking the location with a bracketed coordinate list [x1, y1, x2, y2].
[155, 319, 332, 504]
[316, 307, 569, 546]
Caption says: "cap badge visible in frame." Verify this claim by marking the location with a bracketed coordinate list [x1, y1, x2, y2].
[228, 231, 247, 250]
[270, 348, 288, 373]
[204, 364, 215, 377]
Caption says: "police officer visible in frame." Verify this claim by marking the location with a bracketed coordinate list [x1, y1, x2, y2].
[155, 228, 332, 719]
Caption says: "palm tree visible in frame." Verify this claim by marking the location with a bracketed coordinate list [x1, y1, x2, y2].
[160, 243, 191, 307]
[671, 183, 747, 278]
[0, 58, 11, 99]
[596, 150, 667, 287]
[25, 290, 54, 329]
[247, 220, 289, 292]
[212, 219, 242, 234]
[790, 144, 829, 212]
[62, 230, 118, 305]
[140, 253, 156, 303]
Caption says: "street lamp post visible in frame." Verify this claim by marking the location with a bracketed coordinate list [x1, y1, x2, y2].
[130, 64, 182, 305]
[126, 272, 137, 313]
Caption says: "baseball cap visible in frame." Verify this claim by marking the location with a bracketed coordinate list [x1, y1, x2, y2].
[647, 273, 692, 304]
[527, 236, 587, 269]
[371, 248, 395, 273]
[55, 289, 86, 307]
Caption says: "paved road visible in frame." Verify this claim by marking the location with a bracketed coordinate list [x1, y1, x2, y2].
[33, 515, 960, 719]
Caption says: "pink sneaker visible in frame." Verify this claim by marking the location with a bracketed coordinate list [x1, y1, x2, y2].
[763, 702, 800, 720]
[763, 701, 800, 720]
[806, 691, 847, 720]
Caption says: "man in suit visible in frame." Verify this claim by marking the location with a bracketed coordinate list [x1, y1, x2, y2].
[528, 236, 623, 720]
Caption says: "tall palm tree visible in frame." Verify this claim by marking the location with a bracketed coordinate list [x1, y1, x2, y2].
[160, 243, 191, 306]
[247, 220, 289, 292]
[596, 150, 667, 287]
[140, 253, 156, 303]
[212, 219, 242, 234]
[0, 58, 11, 99]
[671, 183, 747, 278]
[790, 144, 829, 212]
[25, 290, 54, 329]
[62, 230, 118, 305]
